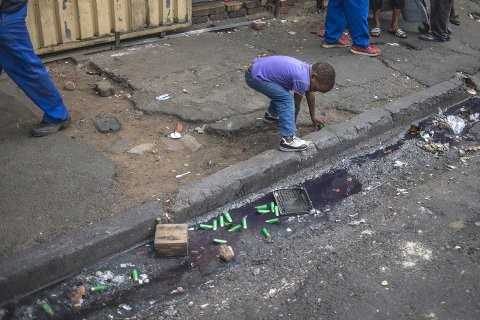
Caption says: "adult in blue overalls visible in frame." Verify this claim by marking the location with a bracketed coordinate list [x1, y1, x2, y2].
[0, 0, 70, 137]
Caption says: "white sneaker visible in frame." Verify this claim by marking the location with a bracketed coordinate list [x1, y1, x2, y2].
[279, 136, 310, 152]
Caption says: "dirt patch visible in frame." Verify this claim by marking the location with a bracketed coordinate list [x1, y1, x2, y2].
[46, 59, 353, 210]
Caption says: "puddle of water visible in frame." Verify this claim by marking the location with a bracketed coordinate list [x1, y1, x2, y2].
[189, 169, 362, 272]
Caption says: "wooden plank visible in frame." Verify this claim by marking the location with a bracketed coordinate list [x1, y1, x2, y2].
[174, 0, 190, 23]
[26, 1, 41, 50]
[35, 22, 191, 55]
[78, 0, 96, 39]
[160, 0, 173, 25]
[95, 0, 113, 36]
[56, 0, 80, 43]
[154, 224, 188, 257]
[147, 0, 160, 27]
[113, 0, 129, 32]
[38, 0, 59, 47]
[131, 0, 147, 30]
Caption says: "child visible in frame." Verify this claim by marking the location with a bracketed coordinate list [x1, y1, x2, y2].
[245, 55, 335, 152]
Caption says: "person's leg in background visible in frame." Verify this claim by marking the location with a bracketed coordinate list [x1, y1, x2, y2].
[421, 0, 453, 41]
[0, 5, 70, 137]
[323, 0, 348, 47]
[344, 0, 381, 56]
[371, 0, 383, 37]
[389, 0, 407, 38]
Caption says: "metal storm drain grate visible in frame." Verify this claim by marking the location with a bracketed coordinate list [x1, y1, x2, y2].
[273, 187, 314, 216]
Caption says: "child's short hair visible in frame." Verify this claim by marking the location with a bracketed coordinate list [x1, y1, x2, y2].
[312, 63, 335, 91]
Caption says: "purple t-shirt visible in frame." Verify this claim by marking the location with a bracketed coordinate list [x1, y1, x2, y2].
[251, 56, 312, 94]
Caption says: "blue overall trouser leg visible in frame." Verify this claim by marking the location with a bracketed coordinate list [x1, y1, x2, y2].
[0, 5, 69, 123]
[325, 0, 370, 48]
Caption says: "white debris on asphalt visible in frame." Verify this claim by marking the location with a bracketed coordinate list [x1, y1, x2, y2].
[445, 115, 466, 135]
[361, 229, 374, 236]
[394, 160, 407, 168]
[155, 94, 171, 101]
[348, 218, 366, 226]
[120, 263, 135, 268]
[381, 280, 389, 286]
[401, 241, 433, 268]
[119, 304, 132, 311]
[176, 171, 191, 179]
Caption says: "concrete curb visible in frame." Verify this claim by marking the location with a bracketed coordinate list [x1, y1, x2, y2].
[0, 76, 469, 305]
[171, 77, 468, 218]
[0, 202, 161, 304]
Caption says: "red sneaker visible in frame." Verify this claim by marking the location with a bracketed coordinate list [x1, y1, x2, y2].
[322, 34, 351, 48]
[350, 44, 381, 57]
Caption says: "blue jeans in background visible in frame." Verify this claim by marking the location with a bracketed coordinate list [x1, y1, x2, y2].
[325, 0, 370, 48]
[0, 5, 69, 123]
[245, 70, 296, 137]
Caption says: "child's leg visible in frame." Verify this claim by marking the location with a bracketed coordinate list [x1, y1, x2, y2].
[268, 101, 278, 117]
[245, 70, 295, 137]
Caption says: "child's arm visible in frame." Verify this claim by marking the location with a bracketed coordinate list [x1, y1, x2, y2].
[306, 91, 325, 128]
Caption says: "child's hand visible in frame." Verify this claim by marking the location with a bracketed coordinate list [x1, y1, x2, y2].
[312, 116, 326, 129]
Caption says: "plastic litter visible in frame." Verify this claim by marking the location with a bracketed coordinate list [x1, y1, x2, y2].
[223, 211, 233, 223]
[228, 224, 242, 232]
[393, 160, 407, 168]
[199, 224, 213, 230]
[38, 300, 54, 316]
[96, 270, 114, 282]
[168, 131, 182, 139]
[261, 227, 271, 239]
[419, 131, 431, 142]
[445, 115, 466, 135]
[175, 171, 191, 179]
[120, 263, 135, 268]
[91, 285, 107, 292]
[469, 113, 480, 122]
[348, 218, 366, 226]
[119, 304, 132, 311]
[131, 269, 139, 282]
[266, 218, 280, 224]
[241, 216, 248, 229]
[155, 94, 171, 101]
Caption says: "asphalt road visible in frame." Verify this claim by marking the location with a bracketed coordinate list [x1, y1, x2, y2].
[8, 106, 480, 320]
[118, 133, 480, 320]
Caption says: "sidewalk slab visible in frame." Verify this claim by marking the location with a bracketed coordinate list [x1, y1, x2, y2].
[88, 15, 424, 134]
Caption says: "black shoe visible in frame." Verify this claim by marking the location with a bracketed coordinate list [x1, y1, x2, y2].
[450, 15, 461, 26]
[279, 136, 310, 152]
[419, 32, 449, 42]
[31, 118, 71, 137]
[263, 112, 279, 124]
